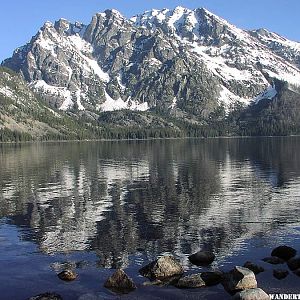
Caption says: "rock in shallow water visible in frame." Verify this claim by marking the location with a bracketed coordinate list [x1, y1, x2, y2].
[287, 256, 300, 271]
[143, 276, 181, 287]
[188, 250, 215, 266]
[176, 271, 223, 289]
[104, 269, 136, 294]
[28, 293, 63, 300]
[271, 245, 297, 261]
[139, 256, 184, 280]
[243, 262, 264, 274]
[294, 268, 300, 276]
[273, 269, 289, 280]
[262, 256, 285, 265]
[222, 266, 257, 293]
[232, 288, 270, 300]
[57, 269, 77, 281]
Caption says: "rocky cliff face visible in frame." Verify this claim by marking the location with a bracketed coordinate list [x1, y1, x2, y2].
[3, 6, 300, 121]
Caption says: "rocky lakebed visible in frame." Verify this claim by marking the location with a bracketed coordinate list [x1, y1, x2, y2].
[27, 245, 300, 300]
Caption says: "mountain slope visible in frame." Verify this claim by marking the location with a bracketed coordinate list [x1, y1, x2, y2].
[0, 67, 109, 141]
[238, 80, 300, 136]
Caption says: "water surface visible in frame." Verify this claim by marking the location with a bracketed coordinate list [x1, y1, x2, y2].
[1, 138, 300, 299]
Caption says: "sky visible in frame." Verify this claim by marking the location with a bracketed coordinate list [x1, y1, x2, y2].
[1, 0, 300, 61]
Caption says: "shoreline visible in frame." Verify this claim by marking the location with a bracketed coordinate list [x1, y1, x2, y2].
[0, 135, 300, 145]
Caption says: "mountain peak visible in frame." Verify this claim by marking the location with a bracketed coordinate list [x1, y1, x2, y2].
[103, 8, 125, 19]
[42, 21, 54, 30]
[54, 18, 70, 34]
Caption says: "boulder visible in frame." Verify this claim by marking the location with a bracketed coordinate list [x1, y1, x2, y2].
[57, 270, 77, 281]
[176, 273, 206, 289]
[104, 269, 136, 294]
[223, 266, 257, 293]
[273, 269, 289, 280]
[188, 250, 215, 266]
[176, 271, 223, 289]
[232, 288, 270, 300]
[243, 262, 264, 274]
[287, 256, 300, 271]
[28, 293, 63, 300]
[271, 245, 297, 261]
[139, 256, 184, 280]
[262, 256, 285, 265]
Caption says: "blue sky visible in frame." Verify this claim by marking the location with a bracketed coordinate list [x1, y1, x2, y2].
[1, 0, 299, 61]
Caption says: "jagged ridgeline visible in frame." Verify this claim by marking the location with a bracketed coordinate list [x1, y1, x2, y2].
[1, 7, 300, 141]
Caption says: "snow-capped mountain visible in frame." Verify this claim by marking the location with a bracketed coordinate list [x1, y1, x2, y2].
[2, 6, 300, 120]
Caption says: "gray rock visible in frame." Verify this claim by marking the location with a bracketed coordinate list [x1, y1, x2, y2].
[176, 271, 223, 289]
[223, 266, 257, 293]
[28, 293, 63, 300]
[139, 256, 184, 280]
[232, 288, 270, 300]
[243, 262, 264, 274]
[273, 269, 289, 280]
[176, 273, 206, 289]
[287, 256, 300, 271]
[188, 250, 215, 266]
[262, 256, 285, 265]
[271, 245, 297, 261]
[104, 269, 136, 294]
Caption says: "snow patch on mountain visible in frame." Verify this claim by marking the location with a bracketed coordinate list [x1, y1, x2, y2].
[84, 56, 110, 82]
[0, 86, 14, 98]
[97, 93, 149, 112]
[255, 85, 277, 104]
[30, 80, 74, 111]
[219, 86, 250, 106]
[75, 90, 85, 111]
[169, 97, 177, 109]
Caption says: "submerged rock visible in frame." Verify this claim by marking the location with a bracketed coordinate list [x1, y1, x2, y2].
[57, 270, 77, 281]
[28, 293, 63, 300]
[294, 268, 300, 277]
[243, 262, 264, 274]
[273, 269, 289, 280]
[223, 266, 257, 293]
[188, 250, 215, 266]
[287, 256, 300, 271]
[232, 288, 270, 300]
[271, 245, 297, 261]
[139, 256, 184, 280]
[104, 269, 136, 294]
[176, 271, 223, 289]
[262, 256, 285, 265]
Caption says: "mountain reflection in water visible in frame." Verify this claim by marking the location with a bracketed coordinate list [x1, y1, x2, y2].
[0, 138, 300, 271]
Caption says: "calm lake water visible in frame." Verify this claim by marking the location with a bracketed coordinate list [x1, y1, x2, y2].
[0, 138, 300, 299]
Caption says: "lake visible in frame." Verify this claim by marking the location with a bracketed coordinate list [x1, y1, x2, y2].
[0, 137, 300, 299]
